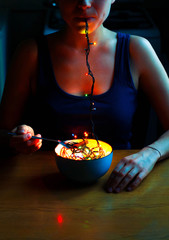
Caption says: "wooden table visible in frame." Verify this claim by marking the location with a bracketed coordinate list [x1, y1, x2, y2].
[0, 150, 169, 240]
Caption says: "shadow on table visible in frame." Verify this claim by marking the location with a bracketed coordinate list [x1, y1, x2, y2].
[43, 172, 97, 190]
[26, 172, 98, 200]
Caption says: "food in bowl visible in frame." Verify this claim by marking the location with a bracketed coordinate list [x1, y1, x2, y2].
[55, 139, 113, 183]
[59, 139, 106, 160]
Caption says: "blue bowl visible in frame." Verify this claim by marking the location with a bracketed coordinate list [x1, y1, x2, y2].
[55, 139, 113, 183]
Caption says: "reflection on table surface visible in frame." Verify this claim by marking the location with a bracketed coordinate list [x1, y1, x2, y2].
[0, 150, 169, 239]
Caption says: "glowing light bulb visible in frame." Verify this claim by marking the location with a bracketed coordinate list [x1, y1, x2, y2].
[84, 93, 88, 97]
[84, 131, 89, 138]
[90, 42, 96, 46]
[72, 133, 77, 139]
[85, 72, 88, 76]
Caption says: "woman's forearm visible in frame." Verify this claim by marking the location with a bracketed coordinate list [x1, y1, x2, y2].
[145, 129, 169, 161]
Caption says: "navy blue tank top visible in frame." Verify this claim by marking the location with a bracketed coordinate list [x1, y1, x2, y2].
[28, 32, 138, 150]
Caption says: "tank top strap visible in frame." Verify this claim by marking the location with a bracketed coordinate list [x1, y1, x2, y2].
[114, 32, 135, 89]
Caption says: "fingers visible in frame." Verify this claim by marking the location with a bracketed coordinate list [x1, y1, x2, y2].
[12, 124, 34, 136]
[126, 171, 147, 191]
[26, 134, 42, 151]
[106, 161, 129, 192]
[105, 155, 150, 193]
[115, 167, 141, 192]
[10, 132, 32, 146]
[25, 133, 42, 153]
[10, 125, 42, 154]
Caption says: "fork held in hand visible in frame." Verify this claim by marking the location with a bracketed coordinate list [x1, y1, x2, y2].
[8, 132, 71, 149]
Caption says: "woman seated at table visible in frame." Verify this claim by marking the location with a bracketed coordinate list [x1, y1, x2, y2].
[0, 0, 169, 193]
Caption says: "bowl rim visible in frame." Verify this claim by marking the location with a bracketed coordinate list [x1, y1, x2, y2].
[54, 138, 113, 162]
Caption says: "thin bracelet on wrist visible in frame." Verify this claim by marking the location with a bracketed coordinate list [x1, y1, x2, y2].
[147, 146, 161, 158]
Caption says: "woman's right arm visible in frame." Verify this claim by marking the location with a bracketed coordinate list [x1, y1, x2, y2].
[0, 39, 42, 154]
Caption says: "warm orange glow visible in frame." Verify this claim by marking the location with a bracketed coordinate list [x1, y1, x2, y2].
[93, 41, 97, 46]
[72, 133, 78, 139]
[85, 72, 88, 76]
[84, 131, 89, 137]
[55, 139, 112, 161]
[57, 215, 63, 224]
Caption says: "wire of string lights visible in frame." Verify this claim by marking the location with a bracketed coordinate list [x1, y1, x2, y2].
[84, 19, 98, 143]
[57, 20, 107, 160]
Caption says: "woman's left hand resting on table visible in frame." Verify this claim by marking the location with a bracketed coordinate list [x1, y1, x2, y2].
[105, 148, 159, 193]
[105, 35, 169, 193]
[105, 130, 169, 193]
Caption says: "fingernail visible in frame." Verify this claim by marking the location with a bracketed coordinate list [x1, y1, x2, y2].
[25, 133, 31, 139]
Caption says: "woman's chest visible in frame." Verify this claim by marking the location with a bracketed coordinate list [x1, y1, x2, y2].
[51, 47, 116, 96]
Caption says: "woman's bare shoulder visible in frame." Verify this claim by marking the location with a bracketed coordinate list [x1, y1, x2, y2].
[7, 38, 39, 87]
[129, 35, 155, 60]
[129, 34, 159, 67]
[128, 34, 163, 79]
[0, 38, 39, 129]
[12, 38, 38, 63]
[129, 35, 169, 130]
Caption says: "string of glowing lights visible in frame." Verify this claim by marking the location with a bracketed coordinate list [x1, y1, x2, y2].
[84, 19, 98, 142]
[59, 20, 105, 160]
[60, 139, 105, 160]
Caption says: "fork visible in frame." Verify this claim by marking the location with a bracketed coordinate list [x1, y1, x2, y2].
[8, 132, 72, 149]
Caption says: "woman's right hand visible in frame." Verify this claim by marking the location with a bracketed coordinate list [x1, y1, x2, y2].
[9, 125, 42, 154]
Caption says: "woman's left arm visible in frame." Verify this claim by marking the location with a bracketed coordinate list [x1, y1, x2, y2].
[106, 36, 169, 193]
